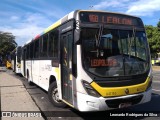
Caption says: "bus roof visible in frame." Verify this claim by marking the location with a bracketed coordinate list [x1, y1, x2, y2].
[25, 10, 141, 44]
[25, 39, 32, 45]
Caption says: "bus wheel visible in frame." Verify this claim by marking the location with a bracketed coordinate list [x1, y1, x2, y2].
[48, 82, 66, 108]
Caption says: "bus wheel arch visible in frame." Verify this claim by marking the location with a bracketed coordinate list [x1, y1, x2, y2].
[49, 75, 56, 86]
[48, 77, 66, 108]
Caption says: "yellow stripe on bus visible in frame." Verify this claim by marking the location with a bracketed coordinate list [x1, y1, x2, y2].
[64, 47, 67, 53]
[91, 77, 150, 97]
[44, 20, 61, 33]
[70, 74, 72, 80]
[55, 68, 60, 80]
[62, 99, 74, 108]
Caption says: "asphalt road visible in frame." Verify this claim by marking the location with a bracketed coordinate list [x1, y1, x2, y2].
[5, 69, 160, 120]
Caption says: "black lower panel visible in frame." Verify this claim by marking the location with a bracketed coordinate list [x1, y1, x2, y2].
[105, 95, 143, 108]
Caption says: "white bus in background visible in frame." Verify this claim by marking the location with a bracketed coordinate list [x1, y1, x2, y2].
[21, 10, 152, 112]
[20, 40, 32, 77]
[11, 46, 22, 74]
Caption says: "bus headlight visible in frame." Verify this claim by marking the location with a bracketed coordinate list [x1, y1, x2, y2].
[82, 80, 100, 97]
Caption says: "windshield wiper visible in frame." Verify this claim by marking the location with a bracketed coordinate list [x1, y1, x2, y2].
[128, 27, 136, 59]
[95, 25, 104, 47]
[95, 25, 104, 57]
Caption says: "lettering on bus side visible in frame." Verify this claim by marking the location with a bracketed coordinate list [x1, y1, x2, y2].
[44, 64, 52, 71]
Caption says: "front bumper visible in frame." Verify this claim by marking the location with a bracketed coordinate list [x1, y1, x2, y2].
[76, 87, 152, 112]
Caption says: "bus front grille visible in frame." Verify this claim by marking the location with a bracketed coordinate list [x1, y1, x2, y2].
[105, 95, 143, 108]
[95, 74, 148, 87]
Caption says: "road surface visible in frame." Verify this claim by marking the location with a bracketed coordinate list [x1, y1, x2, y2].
[1, 69, 160, 120]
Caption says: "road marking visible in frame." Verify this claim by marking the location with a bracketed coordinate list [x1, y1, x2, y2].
[152, 89, 160, 92]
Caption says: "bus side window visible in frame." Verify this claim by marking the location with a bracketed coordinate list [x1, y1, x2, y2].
[40, 35, 48, 57]
[48, 30, 58, 58]
[26, 45, 30, 59]
[34, 40, 39, 58]
[30, 42, 34, 59]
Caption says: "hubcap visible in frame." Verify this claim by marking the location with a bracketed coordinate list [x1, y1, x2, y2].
[52, 88, 61, 103]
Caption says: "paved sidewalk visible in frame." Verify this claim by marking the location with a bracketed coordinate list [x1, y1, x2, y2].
[0, 72, 44, 120]
[152, 66, 160, 71]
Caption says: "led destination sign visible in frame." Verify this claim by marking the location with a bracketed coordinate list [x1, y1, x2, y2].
[80, 12, 143, 26]
[90, 58, 117, 67]
[89, 15, 132, 25]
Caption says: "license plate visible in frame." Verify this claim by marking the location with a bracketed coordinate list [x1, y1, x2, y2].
[119, 103, 132, 108]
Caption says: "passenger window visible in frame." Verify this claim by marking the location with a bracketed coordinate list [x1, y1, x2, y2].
[30, 42, 34, 59]
[26, 46, 30, 59]
[48, 30, 58, 57]
[34, 40, 39, 58]
[41, 35, 48, 57]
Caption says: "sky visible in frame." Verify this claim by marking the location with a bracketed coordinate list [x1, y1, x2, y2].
[0, 0, 160, 46]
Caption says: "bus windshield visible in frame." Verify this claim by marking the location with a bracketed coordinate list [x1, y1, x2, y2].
[82, 28, 149, 77]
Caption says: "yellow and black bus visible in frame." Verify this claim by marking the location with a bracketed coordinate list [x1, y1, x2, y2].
[21, 10, 152, 111]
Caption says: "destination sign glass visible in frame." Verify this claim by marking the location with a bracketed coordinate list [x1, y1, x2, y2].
[79, 12, 143, 26]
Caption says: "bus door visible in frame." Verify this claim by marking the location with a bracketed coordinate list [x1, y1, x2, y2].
[61, 31, 73, 104]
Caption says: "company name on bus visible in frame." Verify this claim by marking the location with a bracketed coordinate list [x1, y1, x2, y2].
[89, 14, 132, 25]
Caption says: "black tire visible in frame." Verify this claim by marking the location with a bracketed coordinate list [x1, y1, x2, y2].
[48, 82, 66, 108]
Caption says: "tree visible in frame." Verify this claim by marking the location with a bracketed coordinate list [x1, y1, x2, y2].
[157, 19, 160, 30]
[145, 25, 160, 58]
[0, 31, 17, 61]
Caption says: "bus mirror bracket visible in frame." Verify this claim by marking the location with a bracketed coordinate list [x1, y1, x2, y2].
[74, 29, 81, 44]
[74, 20, 81, 44]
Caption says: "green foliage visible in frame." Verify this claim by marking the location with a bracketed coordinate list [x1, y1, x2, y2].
[157, 20, 160, 28]
[0, 31, 17, 60]
[145, 24, 160, 58]
[157, 20, 160, 31]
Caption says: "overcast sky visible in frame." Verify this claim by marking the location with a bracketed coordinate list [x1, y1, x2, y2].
[0, 0, 160, 45]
